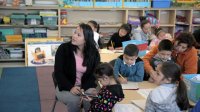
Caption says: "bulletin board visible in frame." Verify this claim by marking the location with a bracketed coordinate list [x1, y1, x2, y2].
[25, 38, 63, 66]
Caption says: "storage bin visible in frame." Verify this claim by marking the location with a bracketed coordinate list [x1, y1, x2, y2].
[124, 1, 151, 8]
[95, 0, 122, 8]
[42, 16, 57, 26]
[26, 15, 41, 25]
[0, 29, 14, 42]
[152, 0, 171, 8]
[122, 40, 148, 57]
[10, 14, 25, 25]
[183, 74, 200, 103]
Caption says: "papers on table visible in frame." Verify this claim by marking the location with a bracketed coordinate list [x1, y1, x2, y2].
[99, 49, 123, 54]
[121, 82, 139, 90]
[137, 89, 153, 99]
[131, 99, 146, 111]
[114, 104, 142, 112]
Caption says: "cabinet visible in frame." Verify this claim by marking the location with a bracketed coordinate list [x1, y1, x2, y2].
[0, 7, 200, 67]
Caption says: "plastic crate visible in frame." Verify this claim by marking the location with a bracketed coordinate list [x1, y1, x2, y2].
[183, 74, 200, 103]
[42, 16, 57, 26]
[152, 0, 171, 8]
[124, 1, 151, 8]
[26, 15, 41, 25]
[0, 29, 14, 42]
[10, 14, 25, 25]
[95, 0, 122, 8]
[71, 1, 93, 7]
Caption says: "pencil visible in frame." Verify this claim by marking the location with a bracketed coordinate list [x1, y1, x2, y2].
[119, 74, 125, 80]
[111, 41, 114, 48]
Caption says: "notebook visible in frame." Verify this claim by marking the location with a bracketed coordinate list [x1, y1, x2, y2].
[137, 89, 153, 99]
[131, 99, 146, 111]
[113, 104, 142, 112]
[121, 82, 139, 90]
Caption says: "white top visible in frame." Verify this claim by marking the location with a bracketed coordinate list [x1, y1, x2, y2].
[93, 31, 100, 48]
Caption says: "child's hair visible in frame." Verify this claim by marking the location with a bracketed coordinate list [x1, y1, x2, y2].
[139, 16, 150, 29]
[160, 62, 190, 110]
[124, 44, 139, 56]
[88, 20, 100, 33]
[119, 23, 132, 35]
[35, 47, 41, 53]
[158, 39, 173, 51]
[175, 32, 196, 49]
[155, 27, 164, 36]
[193, 29, 200, 49]
[95, 62, 114, 78]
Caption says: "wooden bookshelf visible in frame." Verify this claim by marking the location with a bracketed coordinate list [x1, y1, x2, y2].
[0, 6, 200, 66]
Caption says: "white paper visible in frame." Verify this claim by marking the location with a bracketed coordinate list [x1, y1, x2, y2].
[131, 99, 146, 111]
[114, 104, 142, 112]
[121, 82, 139, 90]
[137, 89, 153, 99]
[99, 49, 114, 54]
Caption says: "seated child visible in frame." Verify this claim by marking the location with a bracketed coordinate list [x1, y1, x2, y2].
[149, 27, 172, 49]
[150, 39, 173, 69]
[107, 23, 132, 50]
[84, 62, 124, 112]
[114, 44, 144, 83]
[148, 39, 173, 82]
[145, 62, 190, 112]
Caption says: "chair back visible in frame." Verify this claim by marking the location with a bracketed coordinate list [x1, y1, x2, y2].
[52, 72, 57, 88]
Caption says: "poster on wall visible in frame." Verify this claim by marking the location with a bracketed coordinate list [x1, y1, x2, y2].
[25, 38, 63, 66]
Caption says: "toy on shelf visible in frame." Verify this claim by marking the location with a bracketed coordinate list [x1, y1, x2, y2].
[12, 0, 20, 7]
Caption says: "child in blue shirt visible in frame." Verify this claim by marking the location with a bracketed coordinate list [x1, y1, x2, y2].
[114, 44, 144, 83]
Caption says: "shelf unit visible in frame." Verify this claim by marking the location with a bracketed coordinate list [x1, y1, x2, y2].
[0, 7, 200, 66]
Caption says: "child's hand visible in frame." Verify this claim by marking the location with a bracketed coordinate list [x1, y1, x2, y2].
[82, 96, 93, 102]
[108, 46, 114, 50]
[118, 77, 128, 84]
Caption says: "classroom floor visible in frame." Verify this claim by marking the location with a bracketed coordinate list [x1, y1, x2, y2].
[0, 66, 68, 112]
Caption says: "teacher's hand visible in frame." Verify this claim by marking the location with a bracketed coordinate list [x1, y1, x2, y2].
[70, 86, 81, 95]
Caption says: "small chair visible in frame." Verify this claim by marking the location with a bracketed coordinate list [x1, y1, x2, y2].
[109, 59, 116, 67]
[51, 72, 58, 112]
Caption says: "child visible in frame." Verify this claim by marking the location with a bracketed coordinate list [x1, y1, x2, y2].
[132, 17, 156, 44]
[107, 23, 132, 50]
[88, 20, 102, 48]
[145, 62, 190, 112]
[191, 99, 200, 112]
[85, 63, 124, 112]
[150, 39, 173, 70]
[148, 39, 173, 82]
[114, 44, 144, 83]
[149, 27, 172, 49]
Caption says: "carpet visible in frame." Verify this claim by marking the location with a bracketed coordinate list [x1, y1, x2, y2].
[0, 67, 41, 112]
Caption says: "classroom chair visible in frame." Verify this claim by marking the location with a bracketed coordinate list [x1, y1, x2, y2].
[109, 59, 116, 67]
[51, 72, 58, 112]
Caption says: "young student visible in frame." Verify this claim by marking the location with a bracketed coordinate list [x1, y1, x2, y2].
[83, 62, 124, 112]
[143, 32, 198, 79]
[150, 39, 173, 70]
[88, 20, 102, 48]
[107, 23, 132, 50]
[114, 44, 144, 83]
[148, 39, 173, 82]
[132, 17, 156, 44]
[145, 62, 190, 112]
[149, 27, 172, 49]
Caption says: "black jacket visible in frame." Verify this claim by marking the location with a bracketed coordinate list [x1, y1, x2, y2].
[54, 42, 100, 91]
[107, 32, 131, 49]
